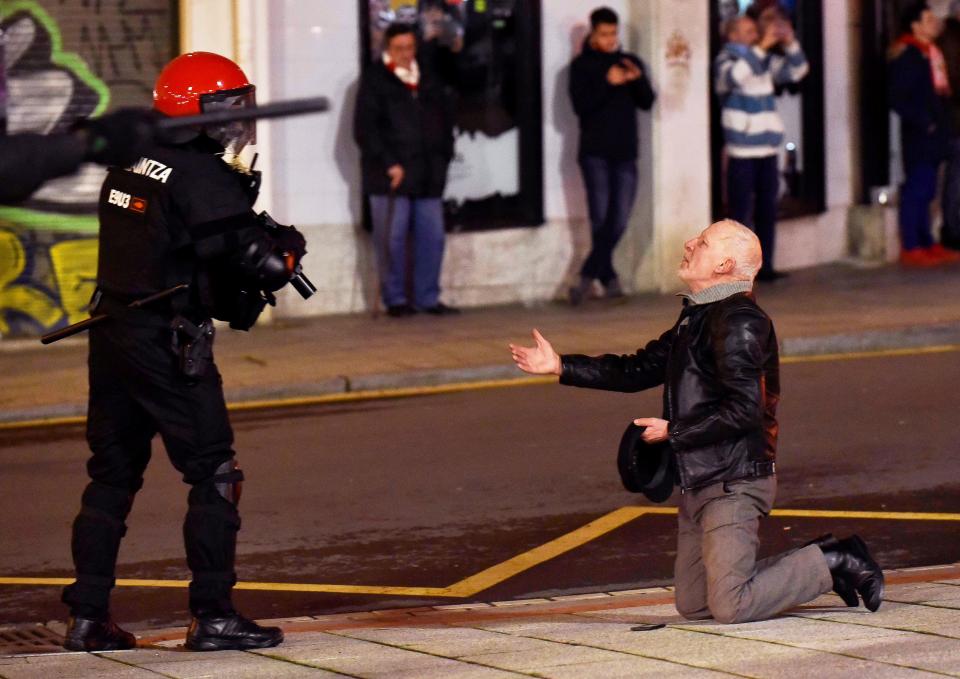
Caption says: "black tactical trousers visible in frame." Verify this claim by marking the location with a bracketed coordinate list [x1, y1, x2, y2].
[62, 318, 240, 618]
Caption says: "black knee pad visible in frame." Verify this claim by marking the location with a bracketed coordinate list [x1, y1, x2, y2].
[186, 460, 244, 534]
[213, 459, 244, 506]
[190, 459, 244, 506]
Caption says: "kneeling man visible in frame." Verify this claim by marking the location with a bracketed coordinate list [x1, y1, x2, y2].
[510, 219, 884, 623]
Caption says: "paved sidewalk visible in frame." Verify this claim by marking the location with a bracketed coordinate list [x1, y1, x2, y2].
[3, 564, 959, 678]
[4, 263, 960, 423]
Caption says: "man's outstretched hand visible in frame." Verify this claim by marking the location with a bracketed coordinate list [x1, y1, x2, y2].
[510, 329, 562, 376]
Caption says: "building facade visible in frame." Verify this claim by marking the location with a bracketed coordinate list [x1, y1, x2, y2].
[0, 1, 866, 333]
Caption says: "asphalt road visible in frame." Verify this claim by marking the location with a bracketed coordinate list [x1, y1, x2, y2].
[1, 350, 959, 629]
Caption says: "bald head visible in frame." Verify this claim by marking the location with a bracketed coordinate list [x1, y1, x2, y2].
[712, 219, 762, 280]
[678, 219, 763, 292]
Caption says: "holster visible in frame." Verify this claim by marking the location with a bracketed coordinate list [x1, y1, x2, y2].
[171, 316, 215, 380]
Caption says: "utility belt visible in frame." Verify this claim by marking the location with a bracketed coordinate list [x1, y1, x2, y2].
[93, 288, 215, 380]
[92, 288, 176, 327]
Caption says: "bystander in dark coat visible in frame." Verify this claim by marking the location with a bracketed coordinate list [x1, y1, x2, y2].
[569, 40, 655, 162]
[354, 57, 455, 198]
[887, 2, 959, 265]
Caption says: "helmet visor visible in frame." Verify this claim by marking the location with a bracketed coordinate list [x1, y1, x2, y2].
[199, 84, 257, 153]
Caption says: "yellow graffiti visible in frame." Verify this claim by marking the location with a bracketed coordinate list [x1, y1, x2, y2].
[0, 229, 64, 335]
[49, 238, 98, 325]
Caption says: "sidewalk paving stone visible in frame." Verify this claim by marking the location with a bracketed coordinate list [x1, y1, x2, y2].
[127, 647, 331, 677]
[457, 644, 625, 673]
[252, 631, 491, 677]
[532, 658, 727, 679]
[341, 626, 548, 658]
[0, 652, 160, 678]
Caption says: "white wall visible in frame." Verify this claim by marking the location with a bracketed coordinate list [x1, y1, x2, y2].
[181, 0, 858, 315]
[221, 0, 642, 317]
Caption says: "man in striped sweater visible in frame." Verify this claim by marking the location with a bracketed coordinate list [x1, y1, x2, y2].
[715, 12, 808, 282]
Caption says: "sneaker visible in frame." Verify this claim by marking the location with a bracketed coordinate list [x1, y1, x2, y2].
[926, 244, 960, 263]
[568, 277, 594, 306]
[422, 302, 460, 315]
[63, 616, 136, 652]
[899, 248, 939, 267]
[185, 612, 284, 652]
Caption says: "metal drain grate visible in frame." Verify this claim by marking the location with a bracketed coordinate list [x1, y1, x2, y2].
[0, 624, 64, 656]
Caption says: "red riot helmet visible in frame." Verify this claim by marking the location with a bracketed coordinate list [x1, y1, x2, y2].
[153, 52, 257, 153]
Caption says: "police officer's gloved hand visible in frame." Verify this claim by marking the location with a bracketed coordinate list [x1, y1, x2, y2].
[273, 225, 307, 261]
[74, 108, 157, 167]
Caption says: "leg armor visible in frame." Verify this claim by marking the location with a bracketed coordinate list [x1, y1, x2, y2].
[184, 459, 244, 616]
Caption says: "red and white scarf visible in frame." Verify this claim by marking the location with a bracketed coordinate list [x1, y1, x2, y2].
[898, 34, 952, 96]
[383, 52, 420, 92]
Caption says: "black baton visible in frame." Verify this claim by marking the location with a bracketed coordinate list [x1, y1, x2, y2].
[156, 97, 330, 131]
[41, 284, 190, 345]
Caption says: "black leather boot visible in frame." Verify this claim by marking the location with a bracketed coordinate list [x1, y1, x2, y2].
[185, 612, 283, 652]
[819, 534, 884, 612]
[806, 534, 860, 607]
[63, 616, 136, 651]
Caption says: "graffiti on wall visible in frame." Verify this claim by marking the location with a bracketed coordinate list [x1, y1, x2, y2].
[0, 0, 175, 337]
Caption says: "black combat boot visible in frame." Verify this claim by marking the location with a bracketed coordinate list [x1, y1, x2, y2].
[63, 616, 136, 651]
[805, 534, 860, 607]
[185, 612, 283, 652]
[818, 534, 884, 612]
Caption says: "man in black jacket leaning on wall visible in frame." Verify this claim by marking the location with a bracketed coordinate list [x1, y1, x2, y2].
[568, 6, 655, 304]
[510, 219, 885, 623]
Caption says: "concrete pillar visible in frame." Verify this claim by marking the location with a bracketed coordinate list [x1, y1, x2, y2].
[179, 0, 235, 56]
[623, 0, 712, 293]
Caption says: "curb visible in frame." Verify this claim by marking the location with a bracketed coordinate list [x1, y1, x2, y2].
[2, 324, 960, 428]
[780, 321, 960, 356]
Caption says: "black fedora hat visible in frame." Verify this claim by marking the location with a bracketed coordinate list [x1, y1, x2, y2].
[617, 423, 675, 503]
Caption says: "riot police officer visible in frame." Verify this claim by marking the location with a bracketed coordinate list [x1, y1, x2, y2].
[62, 52, 306, 652]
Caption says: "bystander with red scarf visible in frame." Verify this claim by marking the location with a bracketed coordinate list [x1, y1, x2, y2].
[354, 22, 459, 317]
[889, 2, 960, 266]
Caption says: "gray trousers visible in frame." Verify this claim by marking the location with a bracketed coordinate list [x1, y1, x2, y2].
[674, 475, 832, 624]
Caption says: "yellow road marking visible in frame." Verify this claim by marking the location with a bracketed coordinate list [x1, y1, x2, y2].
[0, 576, 454, 597]
[770, 508, 960, 521]
[3, 506, 959, 597]
[3, 343, 960, 432]
[446, 506, 647, 597]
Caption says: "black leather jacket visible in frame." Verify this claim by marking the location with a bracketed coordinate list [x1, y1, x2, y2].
[560, 292, 779, 491]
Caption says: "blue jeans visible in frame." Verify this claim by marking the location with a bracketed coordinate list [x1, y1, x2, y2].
[727, 155, 779, 272]
[579, 156, 639, 285]
[369, 195, 445, 308]
[899, 162, 938, 251]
